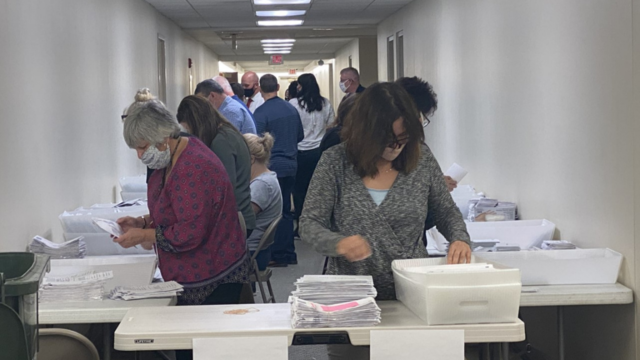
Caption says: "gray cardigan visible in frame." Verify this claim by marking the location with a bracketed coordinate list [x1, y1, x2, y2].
[299, 143, 470, 300]
[210, 127, 256, 231]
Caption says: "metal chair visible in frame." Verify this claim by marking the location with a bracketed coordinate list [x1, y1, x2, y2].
[249, 216, 282, 303]
[238, 211, 246, 237]
[37, 328, 100, 360]
[0, 302, 30, 360]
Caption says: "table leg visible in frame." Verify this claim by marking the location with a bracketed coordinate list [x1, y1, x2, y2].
[103, 323, 111, 360]
[501, 342, 509, 360]
[483, 343, 491, 360]
[558, 306, 565, 360]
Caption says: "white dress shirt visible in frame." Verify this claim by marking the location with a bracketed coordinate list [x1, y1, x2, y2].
[289, 97, 335, 151]
[248, 91, 265, 113]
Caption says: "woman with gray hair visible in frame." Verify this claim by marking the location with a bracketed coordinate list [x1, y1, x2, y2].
[115, 89, 250, 313]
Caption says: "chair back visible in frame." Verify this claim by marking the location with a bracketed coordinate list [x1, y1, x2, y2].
[250, 216, 282, 262]
[38, 328, 100, 360]
[0, 303, 30, 360]
[238, 211, 246, 237]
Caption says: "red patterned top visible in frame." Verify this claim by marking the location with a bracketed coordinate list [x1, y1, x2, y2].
[147, 138, 247, 288]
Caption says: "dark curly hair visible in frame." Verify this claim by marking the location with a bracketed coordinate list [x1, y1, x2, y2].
[396, 77, 438, 125]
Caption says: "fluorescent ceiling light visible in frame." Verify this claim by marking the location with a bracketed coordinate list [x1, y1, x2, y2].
[256, 10, 307, 17]
[263, 48, 293, 52]
[265, 50, 291, 54]
[254, 0, 311, 5]
[262, 44, 293, 48]
[261, 39, 296, 44]
[257, 20, 304, 27]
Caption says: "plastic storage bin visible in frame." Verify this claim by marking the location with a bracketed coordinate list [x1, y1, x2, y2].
[121, 191, 147, 201]
[465, 219, 556, 250]
[0, 252, 50, 360]
[392, 257, 521, 325]
[64, 233, 154, 256]
[475, 248, 623, 285]
[119, 175, 147, 192]
[48, 255, 157, 293]
[59, 205, 149, 234]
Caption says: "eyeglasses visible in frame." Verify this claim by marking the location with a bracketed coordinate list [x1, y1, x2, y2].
[387, 135, 410, 150]
[421, 113, 431, 128]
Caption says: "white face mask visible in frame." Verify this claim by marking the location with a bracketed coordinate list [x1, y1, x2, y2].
[141, 143, 171, 169]
[381, 144, 405, 162]
[339, 80, 351, 93]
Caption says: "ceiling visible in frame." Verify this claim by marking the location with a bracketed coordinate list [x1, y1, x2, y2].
[145, 0, 414, 71]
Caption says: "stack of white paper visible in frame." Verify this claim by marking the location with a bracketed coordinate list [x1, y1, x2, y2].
[291, 275, 377, 304]
[291, 297, 381, 328]
[30, 235, 86, 259]
[109, 281, 183, 300]
[39, 271, 113, 303]
[541, 240, 577, 250]
[290, 275, 381, 328]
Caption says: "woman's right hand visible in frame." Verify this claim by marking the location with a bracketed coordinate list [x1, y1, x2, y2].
[117, 216, 145, 233]
[336, 235, 372, 262]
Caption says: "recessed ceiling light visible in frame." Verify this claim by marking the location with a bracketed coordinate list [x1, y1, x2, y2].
[256, 10, 307, 17]
[254, 0, 311, 5]
[257, 20, 304, 27]
[261, 39, 296, 44]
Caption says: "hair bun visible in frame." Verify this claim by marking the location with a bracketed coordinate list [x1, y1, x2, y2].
[135, 88, 156, 102]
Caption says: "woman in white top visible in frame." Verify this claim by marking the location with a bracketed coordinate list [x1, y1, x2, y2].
[289, 73, 335, 228]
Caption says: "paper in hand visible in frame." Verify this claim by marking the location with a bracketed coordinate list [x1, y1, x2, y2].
[445, 163, 468, 183]
[92, 217, 124, 237]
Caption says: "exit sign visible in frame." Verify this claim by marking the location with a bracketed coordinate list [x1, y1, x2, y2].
[269, 55, 284, 65]
[289, 69, 296, 75]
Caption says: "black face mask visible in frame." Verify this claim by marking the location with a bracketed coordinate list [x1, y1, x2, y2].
[244, 88, 255, 98]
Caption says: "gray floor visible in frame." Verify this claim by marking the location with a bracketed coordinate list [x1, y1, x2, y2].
[257, 238, 329, 360]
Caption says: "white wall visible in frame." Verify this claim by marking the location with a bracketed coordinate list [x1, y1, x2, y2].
[0, 0, 219, 251]
[379, 0, 638, 359]
[333, 39, 360, 107]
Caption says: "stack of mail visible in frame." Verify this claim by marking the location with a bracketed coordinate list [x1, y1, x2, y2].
[291, 297, 381, 328]
[39, 271, 113, 303]
[30, 235, 86, 259]
[291, 275, 378, 304]
[541, 240, 577, 250]
[109, 281, 183, 301]
[290, 275, 381, 328]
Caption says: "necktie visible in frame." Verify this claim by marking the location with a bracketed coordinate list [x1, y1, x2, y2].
[247, 97, 253, 108]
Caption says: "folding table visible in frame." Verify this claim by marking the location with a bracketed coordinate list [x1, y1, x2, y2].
[114, 301, 525, 360]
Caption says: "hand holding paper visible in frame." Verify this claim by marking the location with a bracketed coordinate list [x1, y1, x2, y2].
[445, 163, 468, 183]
